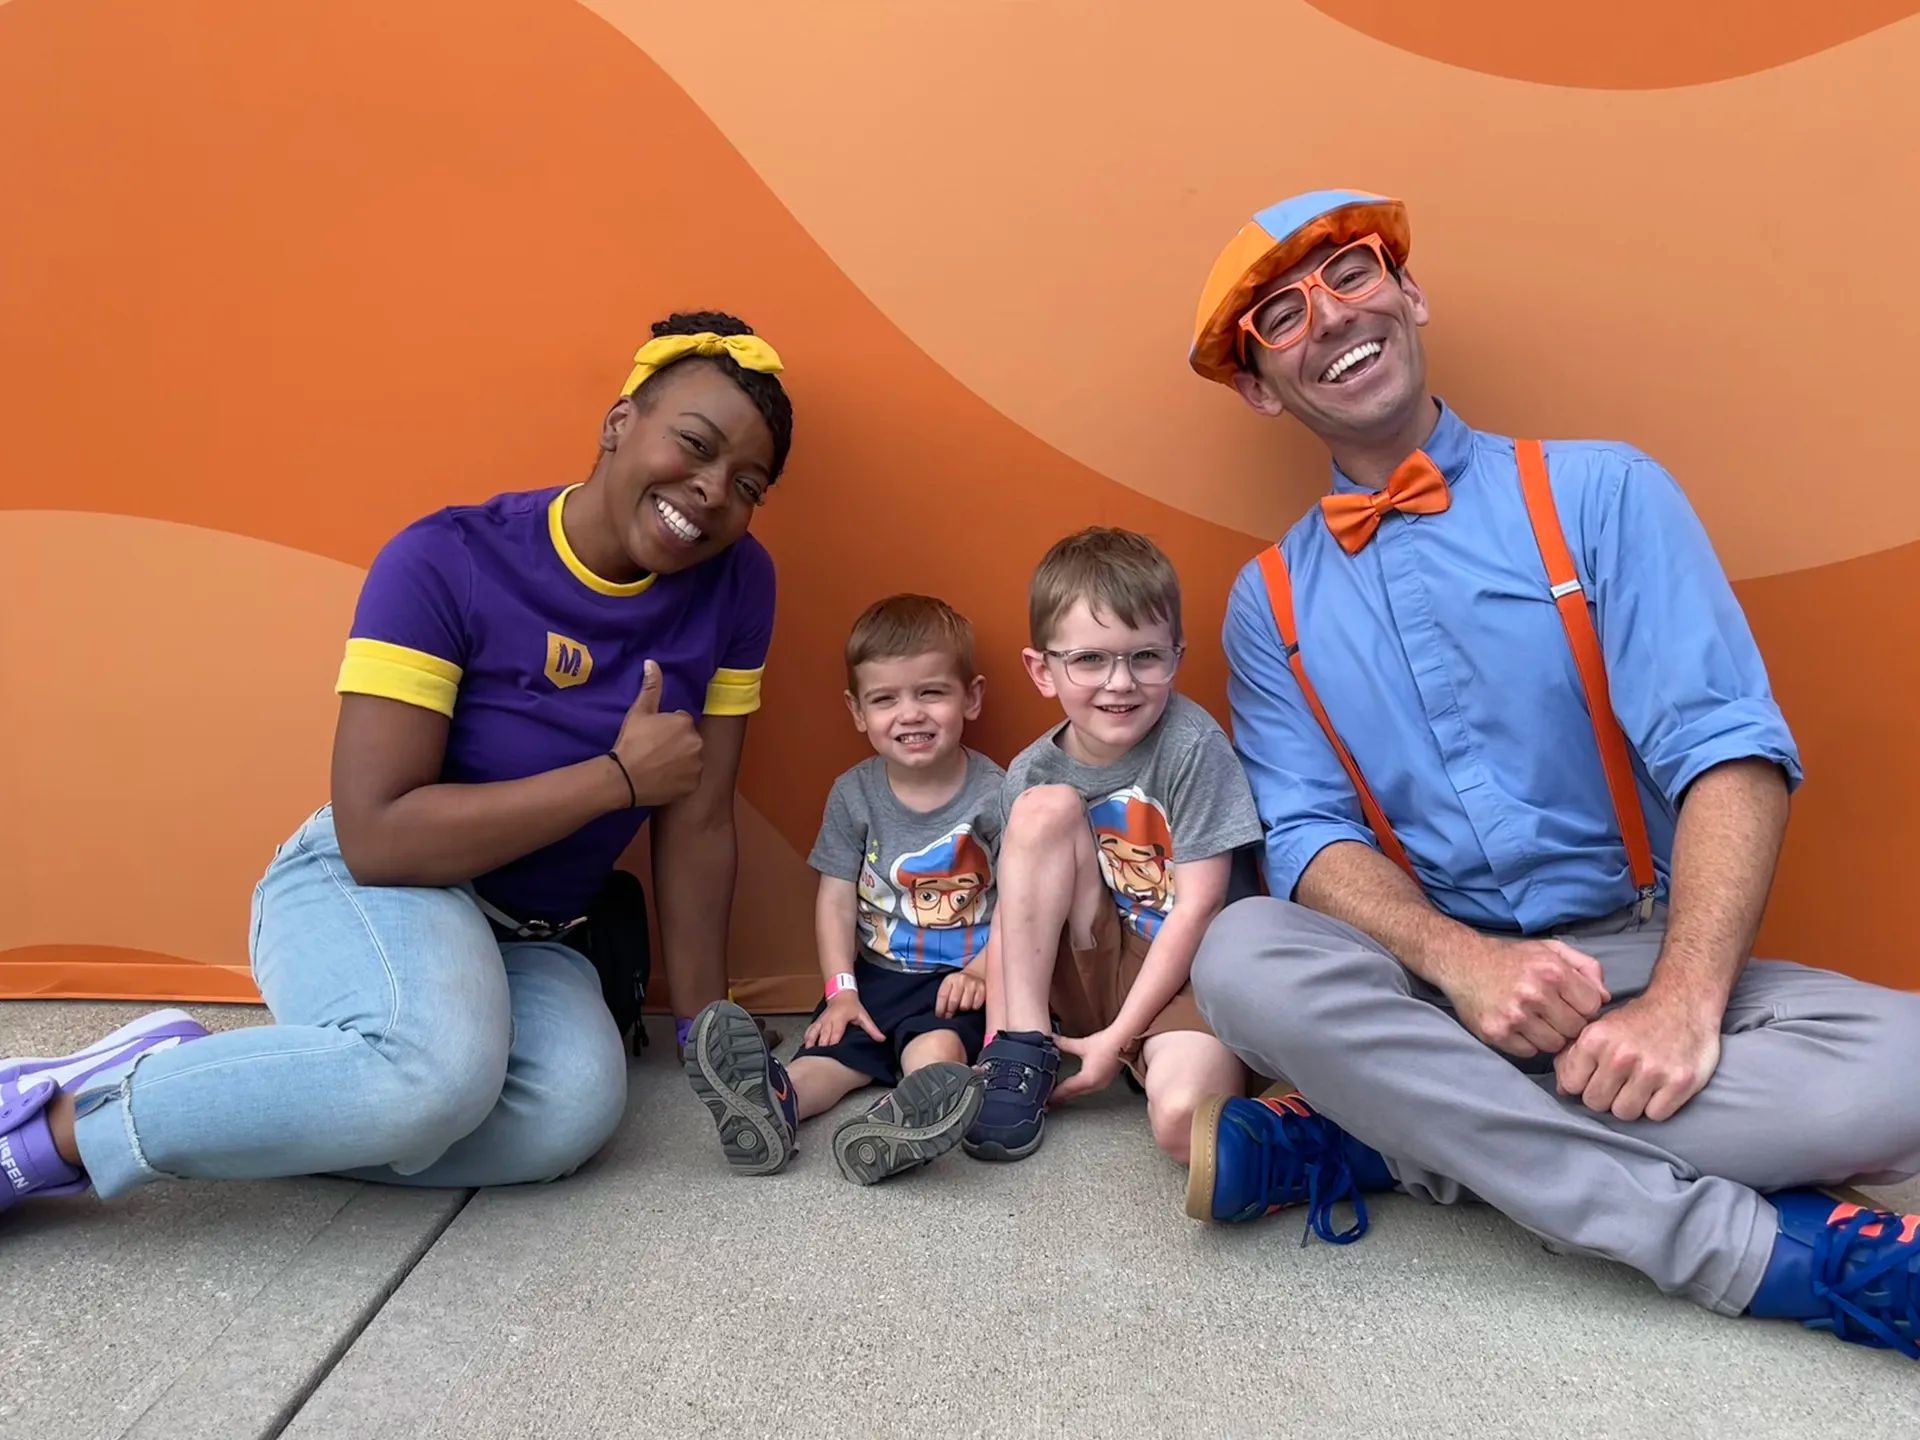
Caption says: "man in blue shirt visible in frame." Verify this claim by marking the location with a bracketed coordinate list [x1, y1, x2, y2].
[1179, 188, 1920, 1361]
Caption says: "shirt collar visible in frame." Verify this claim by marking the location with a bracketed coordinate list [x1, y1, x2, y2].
[548, 484, 656, 597]
[1328, 398, 1474, 495]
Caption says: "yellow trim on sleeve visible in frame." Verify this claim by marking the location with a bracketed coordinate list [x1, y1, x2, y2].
[548, 485, 657, 597]
[703, 665, 764, 716]
[336, 638, 463, 718]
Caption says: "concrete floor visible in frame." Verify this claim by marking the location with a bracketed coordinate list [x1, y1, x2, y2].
[4, 1001, 1917, 1439]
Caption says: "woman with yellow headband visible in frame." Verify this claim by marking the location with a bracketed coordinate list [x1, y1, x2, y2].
[0, 312, 793, 1213]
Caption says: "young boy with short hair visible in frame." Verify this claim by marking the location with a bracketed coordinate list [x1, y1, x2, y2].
[964, 528, 1264, 1169]
[685, 594, 998, 1185]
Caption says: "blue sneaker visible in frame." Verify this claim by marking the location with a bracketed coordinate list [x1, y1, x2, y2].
[961, 1030, 1058, 1161]
[1747, 1189, 1918, 1359]
[1184, 1091, 1394, 1244]
[684, 1001, 798, 1176]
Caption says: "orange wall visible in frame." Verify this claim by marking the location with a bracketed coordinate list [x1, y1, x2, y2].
[3, 0, 1914, 1006]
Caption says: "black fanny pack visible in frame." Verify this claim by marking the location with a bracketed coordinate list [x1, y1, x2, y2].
[483, 871, 653, 1056]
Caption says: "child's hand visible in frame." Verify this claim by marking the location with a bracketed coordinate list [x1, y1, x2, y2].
[1053, 1028, 1125, 1102]
[805, 992, 885, 1048]
[935, 967, 986, 1017]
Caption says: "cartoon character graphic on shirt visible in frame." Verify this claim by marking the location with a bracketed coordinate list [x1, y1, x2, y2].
[855, 844, 897, 958]
[862, 826, 994, 969]
[1089, 788, 1175, 938]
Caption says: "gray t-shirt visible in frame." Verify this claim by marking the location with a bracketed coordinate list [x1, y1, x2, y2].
[807, 748, 1007, 973]
[1004, 693, 1261, 940]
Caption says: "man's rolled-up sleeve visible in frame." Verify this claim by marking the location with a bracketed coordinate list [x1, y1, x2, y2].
[1587, 456, 1804, 802]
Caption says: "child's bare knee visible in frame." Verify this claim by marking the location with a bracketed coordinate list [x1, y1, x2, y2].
[1149, 1090, 1201, 1163]
[902, 1028, 966, 1068]
[1005, 785, 1086, 844]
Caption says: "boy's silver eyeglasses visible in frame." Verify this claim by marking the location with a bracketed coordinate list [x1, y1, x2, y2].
[1043, 646, 1184, 688]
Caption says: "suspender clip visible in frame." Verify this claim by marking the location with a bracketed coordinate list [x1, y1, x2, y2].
[1635, 885, 1657, 923]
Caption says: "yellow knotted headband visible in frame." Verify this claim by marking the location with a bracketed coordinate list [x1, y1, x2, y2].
[619, 332, 785, 397]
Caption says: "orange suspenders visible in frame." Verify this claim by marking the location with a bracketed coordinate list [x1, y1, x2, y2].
[1257, 544, 1416, 877]
[1258, 439, 1659, 916]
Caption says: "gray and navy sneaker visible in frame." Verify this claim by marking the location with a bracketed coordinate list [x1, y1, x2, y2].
[1, 1008, 209, 1213]
[961, 1029, 1059, 1162]
[684, 1001, 798, 1176]
[831, 1062, 985, 1186]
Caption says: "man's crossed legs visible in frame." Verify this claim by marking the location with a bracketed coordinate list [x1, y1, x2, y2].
[1187, 897, 1920, 1358]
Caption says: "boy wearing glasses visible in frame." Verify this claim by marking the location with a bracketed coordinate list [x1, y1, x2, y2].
[963, 528, 1263, 1170]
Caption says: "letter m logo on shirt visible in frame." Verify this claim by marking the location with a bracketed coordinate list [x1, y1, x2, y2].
[543, 632, 594, 689]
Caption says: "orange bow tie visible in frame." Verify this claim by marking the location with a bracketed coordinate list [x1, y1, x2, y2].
[1319, 452, 1451, 554]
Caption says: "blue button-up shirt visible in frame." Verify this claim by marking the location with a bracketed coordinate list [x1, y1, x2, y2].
[1222, 401, 1803, 934]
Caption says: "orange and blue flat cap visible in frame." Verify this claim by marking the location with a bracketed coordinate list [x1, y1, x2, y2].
[1189, 189, 1410, 384]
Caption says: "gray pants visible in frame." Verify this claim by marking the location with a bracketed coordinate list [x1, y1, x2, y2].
[1190, 898, 1920, 1314]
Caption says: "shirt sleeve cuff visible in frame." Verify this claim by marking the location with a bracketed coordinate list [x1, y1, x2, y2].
[1655, 704, 1805, 800]
[806, 851, 858, 878]
[1178, 820, 1271, 866]
[335, 638, 462, 718]
[1265, 822, 1378, 901]
[703, 666, 764, 717]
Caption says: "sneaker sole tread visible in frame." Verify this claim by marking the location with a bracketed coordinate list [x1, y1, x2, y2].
[683, 1003, 794, 1176]
[833, 1063, 983, 1185]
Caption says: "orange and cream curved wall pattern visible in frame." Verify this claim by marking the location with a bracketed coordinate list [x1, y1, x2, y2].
[5, 0, 1917, 1009]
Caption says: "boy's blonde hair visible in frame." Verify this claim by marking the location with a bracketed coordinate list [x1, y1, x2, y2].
[845, 594, 977, 694]
[1028, 527, 1183, 650]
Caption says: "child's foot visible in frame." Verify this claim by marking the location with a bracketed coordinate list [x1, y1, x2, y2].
[2, 1008, 210, 1212]
[683, 1000, 798, 1176]
[832, 1062, 984, 1186]
[1184, 1091, 1394, 1243]
[1746, 1189, 1918, 1359]
[961, 1030, 1058, 1162]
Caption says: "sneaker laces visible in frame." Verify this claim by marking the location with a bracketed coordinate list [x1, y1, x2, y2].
[1806, 1208, 1920, 1359]
[979, 1056, 1035, 1094]
[1262, 1108, 1370, 1247]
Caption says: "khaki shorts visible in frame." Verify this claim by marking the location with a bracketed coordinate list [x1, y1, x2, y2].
[1049, 901, 1213, 1084]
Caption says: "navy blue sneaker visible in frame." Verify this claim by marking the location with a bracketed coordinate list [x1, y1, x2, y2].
[1747, 1189, 1918, 1359]
[684, 1001, 798, 1176]
[1184, 1091, 1394, 1244]
[961, 1030, 1058, 1161]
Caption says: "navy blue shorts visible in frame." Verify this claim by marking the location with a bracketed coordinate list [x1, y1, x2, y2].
[791, 957, 987, 1087]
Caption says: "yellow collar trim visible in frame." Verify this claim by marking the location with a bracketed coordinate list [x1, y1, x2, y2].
[548, 485, 656, 597]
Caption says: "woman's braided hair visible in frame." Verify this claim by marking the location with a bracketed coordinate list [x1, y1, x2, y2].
[645, 310, 794, 483]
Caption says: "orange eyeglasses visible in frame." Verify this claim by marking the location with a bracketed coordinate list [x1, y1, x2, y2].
[1235, 234, 1394, 361]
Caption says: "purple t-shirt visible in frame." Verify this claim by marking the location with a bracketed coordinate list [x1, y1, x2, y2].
[335, 483, 775, 921]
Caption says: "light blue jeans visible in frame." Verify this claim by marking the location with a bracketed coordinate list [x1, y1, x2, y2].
[72, 806, 629, 1200]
